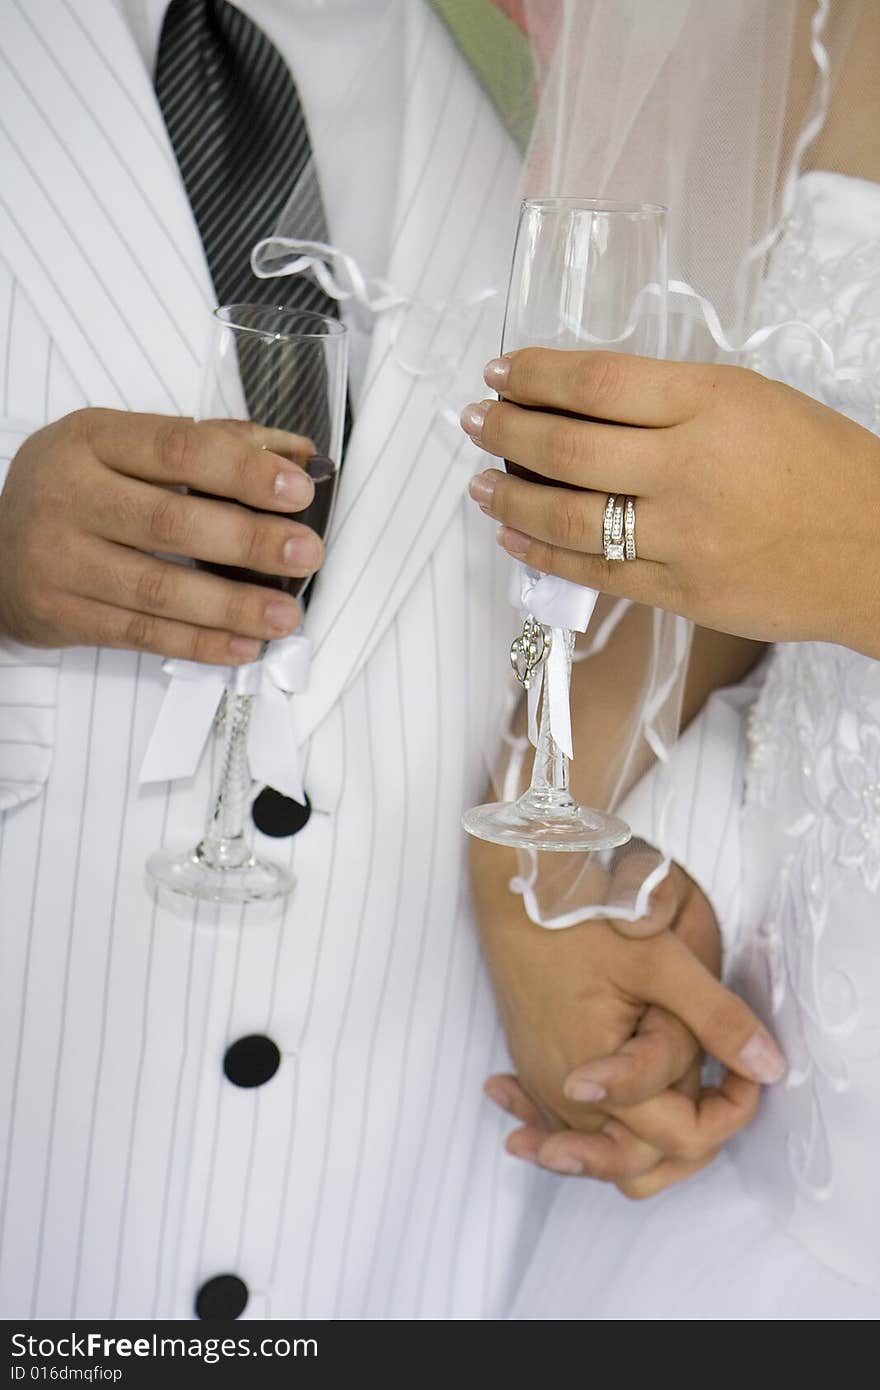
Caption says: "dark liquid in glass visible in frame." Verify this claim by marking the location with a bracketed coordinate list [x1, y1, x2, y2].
[193, 454, 338, 599]
[505, 460, 570, 487]
[504, 404, 614, 490]
[505, 457, 584, 493]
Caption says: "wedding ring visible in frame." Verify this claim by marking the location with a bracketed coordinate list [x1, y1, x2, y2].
[624, 496, 637, 560]
[603, 494, 626, 561]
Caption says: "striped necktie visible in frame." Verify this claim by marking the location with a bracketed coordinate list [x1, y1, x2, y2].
[155, 0, 347, 448]
[155, 0, 336, 316]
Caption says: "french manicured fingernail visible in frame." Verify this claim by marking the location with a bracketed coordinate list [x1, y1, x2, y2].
[468, 471, 497, 512]
[564, 1078, 608, 1104]
[460, 402, 488, 439]
[540, 1154, 584, 1176]
[737, 1029, 786, 1084]
[484, 1080, 515, 1112]
[507, 1135, 541, 1163]
[484, 356, 511, 391]
[264, 599, 298, 635]
[273, 468, 311, 506]
[229, 637, 261, 661]
[283, 535, 320, 570]
[497, 526, 531, 559]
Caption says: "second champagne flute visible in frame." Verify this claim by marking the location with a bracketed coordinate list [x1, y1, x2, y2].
[463, 199, 667, 852]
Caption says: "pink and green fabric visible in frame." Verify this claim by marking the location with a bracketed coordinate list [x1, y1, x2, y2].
[428, 0, 537, 149]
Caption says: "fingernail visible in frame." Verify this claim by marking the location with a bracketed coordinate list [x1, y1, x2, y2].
[497, 526, 531, 559]
[484, 356, 511, 391]
[564, 1078, 607, 1104]
[273, 468, 311, 506]
[264, 599, 299, 635]
[540, 1154, 583, 1176]
[507, 1135, 541, 1164]
[737, 1029, 786, 1084]
[484, 1080, 515, 1112]
[460, 402, 488, 439]
[283, 536, 319, 570]
[229, 637, 261, 662]
[468, 471, 497, 512]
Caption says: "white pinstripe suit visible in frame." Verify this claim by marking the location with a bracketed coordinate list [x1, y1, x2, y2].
[0, 0, 555, 1318]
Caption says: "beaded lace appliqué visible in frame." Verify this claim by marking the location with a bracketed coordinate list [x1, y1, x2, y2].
[742, 186, 880, 1201]
[744, 191, 880, 432]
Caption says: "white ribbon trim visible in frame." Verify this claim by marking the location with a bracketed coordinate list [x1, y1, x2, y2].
[139, 633, 312, 805]
[509, 564, 599, 759]
[251, 235, 498, 381]
[252, 236, 409, 313]
[561, 276, 870, 382]
[252, 244, 872, 390]
[640, 612, 692, 765]
[574, 596, 632, 662]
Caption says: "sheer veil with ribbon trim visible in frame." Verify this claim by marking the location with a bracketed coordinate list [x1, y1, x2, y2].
[251, 0, 865, 927]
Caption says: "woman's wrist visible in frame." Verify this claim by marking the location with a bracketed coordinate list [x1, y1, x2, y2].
[820, 435, 880, 659]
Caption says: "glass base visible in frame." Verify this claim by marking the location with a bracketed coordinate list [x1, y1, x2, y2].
[462, 791, 631, 853]
[146, 845, 295, 904]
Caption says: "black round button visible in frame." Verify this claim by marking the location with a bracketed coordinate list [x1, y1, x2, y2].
[195, 1273, 248, 1320]
[223, 1034, 281, 1089]
[252, 787, 312, 838]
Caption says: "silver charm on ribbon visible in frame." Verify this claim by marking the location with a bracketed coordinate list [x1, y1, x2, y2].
[509, 615, 551, 691]
[508, 563, 600, 760]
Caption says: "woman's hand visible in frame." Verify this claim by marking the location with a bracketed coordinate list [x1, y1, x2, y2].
[481, 861, 759, 1197]
[472, 838, 785, 1193]
[461, 349, 880, 657]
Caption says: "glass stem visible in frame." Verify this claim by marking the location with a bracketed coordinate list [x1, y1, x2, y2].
[519, 628, 577, 816]
[196, 692, 255, 870]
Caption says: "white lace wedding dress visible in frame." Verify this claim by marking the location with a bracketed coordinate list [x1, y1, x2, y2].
[511, 170, 880, 1320]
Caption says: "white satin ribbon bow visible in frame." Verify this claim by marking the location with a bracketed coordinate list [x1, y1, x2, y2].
[138, 633, 312, 804]
[509, 564, 599, 761]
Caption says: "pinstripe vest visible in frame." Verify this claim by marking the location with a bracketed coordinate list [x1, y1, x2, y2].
[0, 0, 555, 1319]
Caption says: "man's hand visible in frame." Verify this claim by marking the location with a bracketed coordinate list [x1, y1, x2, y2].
[472, 842, 785, 1195]
[0, 408, 325, 663]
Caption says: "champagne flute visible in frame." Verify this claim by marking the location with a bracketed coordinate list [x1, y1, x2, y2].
[463, 199, 667, 851]
[147, 304, 347, 903]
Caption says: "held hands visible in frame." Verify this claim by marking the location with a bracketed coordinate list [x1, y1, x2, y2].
[472, 842, 786, 1196]
[0, 408, 325, 662]
[462, 350, 880, 657]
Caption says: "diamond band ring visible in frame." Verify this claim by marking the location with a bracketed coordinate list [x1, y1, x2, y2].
[600, 494, 633, 558]
[624, 496, 637, 560]
[603, 494, 625, 561]
[603, 494, 637, 561]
